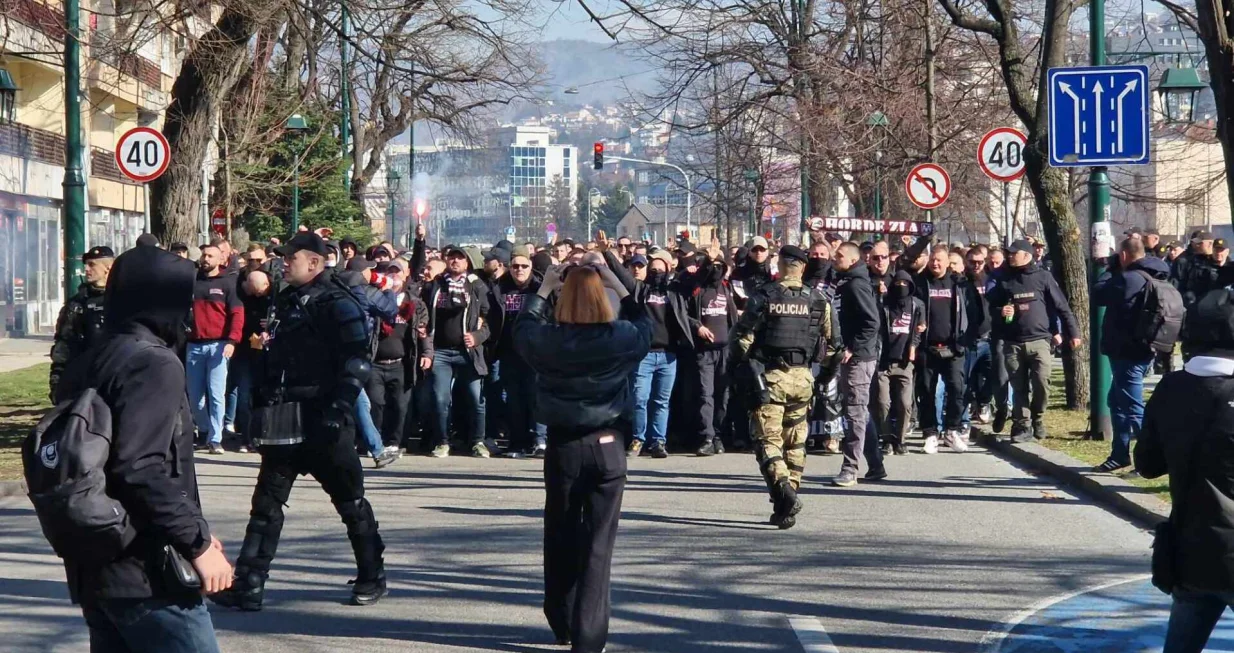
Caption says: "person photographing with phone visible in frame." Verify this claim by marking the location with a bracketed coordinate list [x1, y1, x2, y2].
[513, 262, 651, 653]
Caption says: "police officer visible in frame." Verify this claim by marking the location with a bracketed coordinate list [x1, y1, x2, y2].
[49, 245, 114, 398]
[731, 245, 839, 530]
[210, 232, 387, 610]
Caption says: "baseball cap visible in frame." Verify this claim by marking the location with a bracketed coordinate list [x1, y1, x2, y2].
[780, 245, 809, 265]
[649, 251, 674, 267]
[274, 232, 330, 257]
[485, 248, 511, 266]
[169, 242, 189, 253]
[346, 257, 376, 272]
[1008, 239, 1034, 255]
[83, 245, 115, 262]
[750, 236, 769, 250]
[1194, 230, 1216, 242]
[443, 244, 468, 258]
[628, 253, 649, 266]
[1217, 239, 1228, 252]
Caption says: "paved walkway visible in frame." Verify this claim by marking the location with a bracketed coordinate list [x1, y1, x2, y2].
[0, 337, 50, 373]
[0, 440, 1162, 652]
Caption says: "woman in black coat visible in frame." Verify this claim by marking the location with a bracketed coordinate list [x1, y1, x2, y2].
[513, 263, 651, 653]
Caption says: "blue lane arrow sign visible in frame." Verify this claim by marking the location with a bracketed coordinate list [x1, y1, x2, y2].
[1048, 65, 1150, 167]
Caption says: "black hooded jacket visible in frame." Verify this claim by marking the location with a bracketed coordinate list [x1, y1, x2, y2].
[679, 260, 739, 349]
[988, 262, 1080, 343]
[881, 271, 926, 368]
[56, 247, 212, 604]
[835, 262, 881, 362]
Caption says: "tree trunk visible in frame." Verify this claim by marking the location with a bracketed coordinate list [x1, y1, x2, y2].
[1024, 142, 1090, 409]
[151, 8, 264, 244]
[1194, 0, 1234, 226]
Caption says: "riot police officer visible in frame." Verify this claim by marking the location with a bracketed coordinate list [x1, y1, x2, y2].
[731, 245, 839, 530]
[210, 232, 387, 610]
[49, 245, 114, 398]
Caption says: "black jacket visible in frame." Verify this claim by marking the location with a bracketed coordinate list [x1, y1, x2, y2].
[514, 294, 651, 438]
[1137, 360, 1234, 593]
[835, 262, 881, 362]
[423, 272, 491, 376]
[603, 250, 694, 350]
[880, 272, 926, 369]
[680, 263, 739, 349]
[56, 246, 211, 605]
[920, 271, 980, 353]
[731, 259, 774, 309]
[987, 263, 1080, 343]
[495, 273, 542, 363]
[1095, 255, 1172, 360]
[50, 282, 107, 397]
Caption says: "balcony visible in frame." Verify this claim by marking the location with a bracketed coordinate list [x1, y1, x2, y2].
[91, 146, 132, 183]
[0, 121, 64, 166]
[89, 33, 163, 89]
[0, 0, 65, 40]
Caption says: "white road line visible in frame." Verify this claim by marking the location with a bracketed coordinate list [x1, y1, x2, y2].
[977, 574, 1151, 653]
[789, 616, 841, 653]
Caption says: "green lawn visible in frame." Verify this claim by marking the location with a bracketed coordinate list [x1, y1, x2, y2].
[0, 363, 51, 481]
[1024, 366, 1170, 501]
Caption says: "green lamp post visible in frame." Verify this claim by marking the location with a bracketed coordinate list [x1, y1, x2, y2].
[866, 111, 889, 221]
[285, 114, 308, 233]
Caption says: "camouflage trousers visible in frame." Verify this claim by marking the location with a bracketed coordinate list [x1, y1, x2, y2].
[753, 366, 815, 490]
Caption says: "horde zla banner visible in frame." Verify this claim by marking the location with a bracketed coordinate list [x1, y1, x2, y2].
[809, 217, 935, 236]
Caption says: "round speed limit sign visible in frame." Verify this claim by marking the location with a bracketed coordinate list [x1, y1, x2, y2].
[115, 127, 171, 183]
[978, 127, 1027, 183]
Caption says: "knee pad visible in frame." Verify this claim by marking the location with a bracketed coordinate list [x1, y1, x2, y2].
[335, 497, 378, 536]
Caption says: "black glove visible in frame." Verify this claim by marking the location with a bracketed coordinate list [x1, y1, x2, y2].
[323, 405, 347, 435]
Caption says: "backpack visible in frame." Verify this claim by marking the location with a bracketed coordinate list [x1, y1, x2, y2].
[23, 341, 149, 564]
[1132, 270, 1185, 353]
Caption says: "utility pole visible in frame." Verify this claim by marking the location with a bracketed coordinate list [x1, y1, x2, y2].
[924, 0, 937, 223]
[1089, 0, 1113, 441]
[62, 0, 85, 299]
[796, 0, 810, 237]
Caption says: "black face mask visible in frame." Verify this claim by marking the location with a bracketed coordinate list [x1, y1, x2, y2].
[647, 270, 669, 287]
[892, 284, 911, 300]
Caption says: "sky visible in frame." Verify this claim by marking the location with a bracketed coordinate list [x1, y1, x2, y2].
[534, 0, 617, 42]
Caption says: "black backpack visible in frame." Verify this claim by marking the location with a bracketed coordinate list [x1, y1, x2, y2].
[23, 343, 147, 564]
[1132, 270, 1185, 353]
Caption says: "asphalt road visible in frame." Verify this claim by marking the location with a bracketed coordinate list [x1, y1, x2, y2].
[0, 442, 1154, 652]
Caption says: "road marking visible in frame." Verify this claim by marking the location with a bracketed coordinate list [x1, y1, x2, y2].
[789, 616, 841, 653]
[977, 574, 1150, 653]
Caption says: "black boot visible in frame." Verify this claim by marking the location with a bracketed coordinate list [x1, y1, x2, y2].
[773, 480, 803, 530]
[209, 569, 266, 611]
[350, 575, 389, 606]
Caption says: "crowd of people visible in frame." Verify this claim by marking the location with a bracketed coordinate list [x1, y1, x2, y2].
[53, 224, 1234, 482]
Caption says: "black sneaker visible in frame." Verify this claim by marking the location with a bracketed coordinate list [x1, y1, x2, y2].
[892, 443, 908, 456]
[881, 442, 893, 456]
[1010, 427, 1035, 444]
[349, 577, 388, 606]
[207, 443, 225, 455]
[1094, 459, 1130, 473]
[648, 443, 669, 459]
[209, 573, 265, 611]
[695, 441, 717, 457]
[713, 440, 725, 455]
[864, 466, 889, 481]
[1032, 422, 1048, 440]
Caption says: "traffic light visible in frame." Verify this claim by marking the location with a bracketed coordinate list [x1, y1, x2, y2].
[593, 142, 604, 170]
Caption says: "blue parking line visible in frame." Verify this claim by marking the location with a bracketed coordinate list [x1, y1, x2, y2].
[988, 577, 1234, 652]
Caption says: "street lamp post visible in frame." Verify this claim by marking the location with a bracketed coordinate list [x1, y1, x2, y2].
[866, 111, 889, 221]
[62, 0, 85, 299]
[1088, 0, 1112, 441]
[609, 156, 691, 245]
[387, 166, 402, 246]
[587, 187, 601, 241]
[1157, 67, 1208, 123]
[285, 114, 309, 233]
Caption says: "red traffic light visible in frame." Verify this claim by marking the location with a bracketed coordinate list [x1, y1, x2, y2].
[593, 142, 604, 170]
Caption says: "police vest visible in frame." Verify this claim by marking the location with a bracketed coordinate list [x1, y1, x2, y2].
[262, 277, 356, 401]
[756, 285, 826, 367]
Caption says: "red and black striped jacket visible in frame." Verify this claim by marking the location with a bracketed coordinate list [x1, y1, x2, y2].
[191, 271, 243, 343]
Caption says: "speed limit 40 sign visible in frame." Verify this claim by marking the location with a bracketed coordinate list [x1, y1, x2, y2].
[115, 127, 171, 183]
[978, 128, 1027, 183]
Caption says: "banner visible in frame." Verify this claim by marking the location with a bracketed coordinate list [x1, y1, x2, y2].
[811, 217, 935, 236]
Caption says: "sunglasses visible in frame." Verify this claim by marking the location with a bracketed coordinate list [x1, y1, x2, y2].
[870, 254, 889, 261]
[511, 263, 531, 270]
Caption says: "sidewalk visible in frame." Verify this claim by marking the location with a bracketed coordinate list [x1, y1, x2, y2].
[0, 337, 50, 374]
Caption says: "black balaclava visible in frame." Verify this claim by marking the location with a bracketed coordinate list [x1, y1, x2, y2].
[104, 244, 197, 347]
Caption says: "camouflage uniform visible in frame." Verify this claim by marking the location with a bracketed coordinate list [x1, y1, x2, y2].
[49, 283, 107, 398]
[732, 271, 838, 528]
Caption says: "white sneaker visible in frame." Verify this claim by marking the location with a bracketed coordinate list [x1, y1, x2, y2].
[923, 435, 939, 455]
[431, 444, 450, 458]
[944, 430, 969, 453]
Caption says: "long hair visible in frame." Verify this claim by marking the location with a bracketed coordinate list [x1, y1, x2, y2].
[555, 266, 616, 324]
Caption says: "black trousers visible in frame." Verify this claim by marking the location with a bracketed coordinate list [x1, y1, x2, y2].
[544, 426, 627, 653]
[689, 347, 730, 446]
[237, 418, 384, 583]
[367, 361, 406, 447]
[920, 347, 966, 432]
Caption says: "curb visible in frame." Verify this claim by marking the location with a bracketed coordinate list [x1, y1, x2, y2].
[975, 429, 1170, 530]
[0, 480, 26, 500]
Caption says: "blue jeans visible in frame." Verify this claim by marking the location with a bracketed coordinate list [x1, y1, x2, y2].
[186, 341, 229, 445]
[633, 350, 677, 445]
[1108, 356, 1153, 466]
[502, 356, 547, 449]
[1165, 588, 1234, 653]
[82, 596, 220, 653]
[431, 348, 485, 446]
[964, 339, 993, 407]
[356, 389, 384, 455]
[483, 358, 505, 442]
[225, 352, 255, 439]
